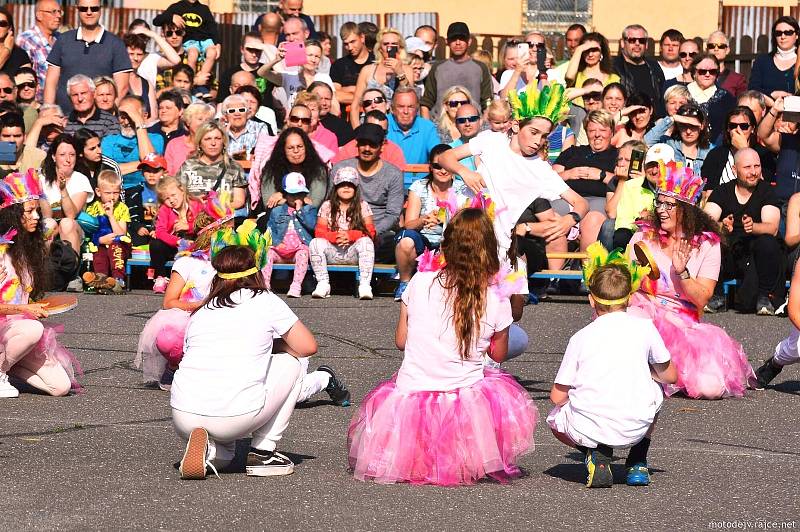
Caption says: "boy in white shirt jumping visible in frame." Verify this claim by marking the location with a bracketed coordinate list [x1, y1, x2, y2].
[548, 244, 677, 488]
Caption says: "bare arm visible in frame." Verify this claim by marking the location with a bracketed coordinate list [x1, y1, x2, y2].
[395, 301, 408, 350]
[787, 260, 800, 330]
[281, 320, 318, 358]
[162, 271, 201, 311]
[438, 144, 484, 193]
[650, 360, 677, 384]
[758, 98, 782, 153]
[785, 193, 800, 248]
[113, 71, 131, 102]
[43, 65, 59, 104]
[549, 383, 571, 406]
[349, 66, 371, 128]
[487, 326, 509, 363]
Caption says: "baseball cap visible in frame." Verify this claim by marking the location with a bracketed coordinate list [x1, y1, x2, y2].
[138, 153, 168, 171]
[405, 36, 433, 55]
[644, 143, 675, 165]
[332, 166, 360, 187]
[354, 123, 385, 146]
[447, 22, 470, 41]
[283, 172, 309, 194]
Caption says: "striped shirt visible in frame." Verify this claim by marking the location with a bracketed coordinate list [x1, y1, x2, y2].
[17, 25, 57, 101]
[65, 108, 121, 139]
[226, 120, 264, 158]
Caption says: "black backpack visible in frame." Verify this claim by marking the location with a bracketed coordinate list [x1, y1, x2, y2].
[48, 240, 80, 291]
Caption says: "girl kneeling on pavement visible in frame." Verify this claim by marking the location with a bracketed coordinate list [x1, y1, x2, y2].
[309, 166, 376, 300]
[172, 231, 317, 480]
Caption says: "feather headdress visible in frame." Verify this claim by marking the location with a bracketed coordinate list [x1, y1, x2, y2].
[0, 168, 42, 209]
[210, 219, 272, 271]
[507, 81, 570, 124]
[197, 190, 236, 235]
[582, 242, 650, 305]
[656, 161, 705, 205]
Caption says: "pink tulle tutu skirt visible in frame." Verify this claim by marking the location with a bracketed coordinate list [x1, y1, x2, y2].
[347, 367, 538, 486]
[134, 308, 190, 383]
[630, 294, 756, 399]
[0, 315, 83, 392]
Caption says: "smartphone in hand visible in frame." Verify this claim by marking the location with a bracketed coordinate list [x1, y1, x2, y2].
[629, 148, 645, 175]
[284, 41, 307, 67]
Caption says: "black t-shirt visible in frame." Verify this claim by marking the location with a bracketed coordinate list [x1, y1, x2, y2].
[330, 52, 375, 88]
[707, 180, 779, 238]
[216, 64, 262, 103]
[628, 61, 657, 100]
[554, 145, 618, 197]
[320, 113, 354, 146]
[0, 46, 30, 75]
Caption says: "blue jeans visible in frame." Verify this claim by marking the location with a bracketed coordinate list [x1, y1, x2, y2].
[395, 229, 438, 255]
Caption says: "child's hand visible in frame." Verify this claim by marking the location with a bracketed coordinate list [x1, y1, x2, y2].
[173, 219, 189, 232]
[292, 199, 303, 210]
[22, 303, 49, 319]
[336, 230, 350, 246]
[137, 227, 151, 237]
[172, 14, 185, 28]
[103, 202, 114, 216]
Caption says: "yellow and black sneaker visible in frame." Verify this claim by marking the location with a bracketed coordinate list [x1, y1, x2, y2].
[585, 449, 613, 488]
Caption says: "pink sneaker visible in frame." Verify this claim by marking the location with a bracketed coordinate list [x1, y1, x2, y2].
[152, 276, 169, 294]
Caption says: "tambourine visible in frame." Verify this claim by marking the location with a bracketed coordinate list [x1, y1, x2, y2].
[633, 241, 660, 280]
[37, 294, 78, 315]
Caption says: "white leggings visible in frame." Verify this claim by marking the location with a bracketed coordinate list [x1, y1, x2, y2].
[2, 319, 71, 396]
[309, 237, 374, 285]
[172, 353, 303, 468]
[774, 326, 800, 367]
[296, 356, 330, 403]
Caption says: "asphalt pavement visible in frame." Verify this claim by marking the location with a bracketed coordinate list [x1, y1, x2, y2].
[1, 289, 799, 531]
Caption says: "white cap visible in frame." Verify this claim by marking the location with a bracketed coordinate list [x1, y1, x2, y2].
[405, 36, 433, 54]
[645, 143, 675, 165]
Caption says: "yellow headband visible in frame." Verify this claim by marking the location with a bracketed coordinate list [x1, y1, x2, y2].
[217, 267, 258, 280]
[591, 294, 630, 306]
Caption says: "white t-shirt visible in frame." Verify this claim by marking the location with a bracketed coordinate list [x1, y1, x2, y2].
[499, 68, 561, 93]
[468, 130, 568, 254]
[659, 62, 683, 81]
[283, 72, 336, 108]
[171, 256, 215, 302]
[39, 171, 94, 210]
[553, 311, 671, 446]
[138, 52, 161, 88]
[396, 270, 513, 393]
[170, 289, 299, 417]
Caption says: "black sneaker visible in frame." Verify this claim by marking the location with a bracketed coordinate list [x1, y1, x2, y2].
[754, 357, 783, 389]
[545, 278, 560, 296]
[585, 449, 613, 488]
[704, 294, 726, 313]
[756, 296, 775, 316]
[159, 366, 176, 392]
[318, 365, 351, 406]
[246, 449, 294, 476]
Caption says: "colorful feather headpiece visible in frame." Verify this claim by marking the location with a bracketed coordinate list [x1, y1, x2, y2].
[436, 190, 500, 224]
[197, 190, 236, 235]
[210, 219, 272, 279]
[582, 242, 650, 306]
[508, 81, 570, 124]
[0, 168, 42, 209]
[656, 161, 705, 205]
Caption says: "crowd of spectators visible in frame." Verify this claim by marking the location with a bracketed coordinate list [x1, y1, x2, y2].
[2, 0, 800, 312]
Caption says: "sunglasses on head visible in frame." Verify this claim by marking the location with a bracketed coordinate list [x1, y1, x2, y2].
[17, 82, 36, 90]
[289, 115, 312, 125]
[626, 37, 648, 45]
[226, 107, 247, 114]
[696, 68, 719, 76]
[728, 122, 751, 131]
[77, 5, 101, 13]
[707, 43, 728, 50]
[774, 29, 797, 37]
[448, 99, 469, 108]
[679, 51, 697, 58]
[165, 29, 185, 37]
[455, 115, 479, 125]
[362, 96, 385, 107]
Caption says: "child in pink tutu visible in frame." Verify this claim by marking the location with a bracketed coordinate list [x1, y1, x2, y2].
[135, 192, 235, 390]
[0, 169, 81, 398]
[348, 208, 538, 486]
[548, 245, 677, 488]
[627, 162, 756, 399]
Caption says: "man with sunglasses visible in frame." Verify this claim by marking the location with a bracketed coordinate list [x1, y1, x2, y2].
[420, 22, 492, 122]
[331, 122, 403, 262]
[613, 24, 666, 117]
[14, 68, 39, 132]
[704, 148, 784, 315]
[707, 31, 747, 98]
[448, 103, 483, 171]
[18, 0, 62, 101]
[44, 0, 132, 114]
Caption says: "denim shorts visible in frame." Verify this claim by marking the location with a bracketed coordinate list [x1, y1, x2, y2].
[395, 229, 438, 255]
[183, 38, 215, 56]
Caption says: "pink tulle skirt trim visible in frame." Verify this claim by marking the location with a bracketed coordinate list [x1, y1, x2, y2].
[630, 294, 756, 399]
[134, 308, 190, 383]
[347, 368, 538, 486]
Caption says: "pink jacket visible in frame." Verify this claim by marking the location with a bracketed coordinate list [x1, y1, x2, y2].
[154, 198, 203, 247]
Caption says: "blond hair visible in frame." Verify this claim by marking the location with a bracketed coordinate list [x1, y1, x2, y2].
[373, 28, 408, 62]
[96, 169, 121, 188]
[194, 120, 230, 165]
[589, 264, 632, 313]
[156, 175, 186, 200]
[437, 85, 474, 134]
[584, 109, 615, 131]
[487, 99, 511, 120]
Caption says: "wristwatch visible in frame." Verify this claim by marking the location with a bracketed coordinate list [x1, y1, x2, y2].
[599, 169, 607, 180]
[568, 212, 582, 224]
[679, 269, 691, 280]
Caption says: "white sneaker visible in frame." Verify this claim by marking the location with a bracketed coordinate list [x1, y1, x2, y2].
[358, 285, 373, 300]
[66, 277, 83, 292]
[312, 281, 330, 299]
[0, 371, 19, 398]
